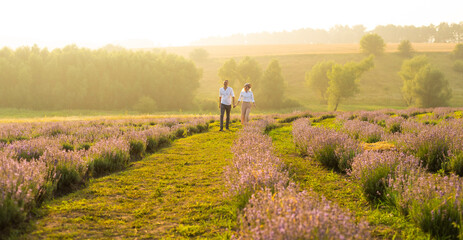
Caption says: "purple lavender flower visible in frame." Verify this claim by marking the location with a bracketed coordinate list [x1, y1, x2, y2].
[350, 150, 420, 201]
[224, 120, 289, 196]
[234, 184, 370, 240]
[342, 119, 384, 143]
[293, 118, 361, 172]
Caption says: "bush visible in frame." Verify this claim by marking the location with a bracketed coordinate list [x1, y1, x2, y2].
[174, 128, 185, 138]
[17, 149, 44, 161]
[389, 123, 402, 133]
[278, 116, 299, 123]
[89, 150, 130, 177]
[146, 137, 158, 153]
[409, 195, 461, 239]
[129, 140, 146, 159]
[398, 40, 414, 57]
[395, 126, 453, 172]
[365, 134, 382, 143]
[236, 185, 371, 239]
[146, 135, 172, 153]
[157, 136, 171, 148]
[450, 152, 463, 176]
[195, 123, 209, 133]
[187, 126, 199, 135]
[342, 120, 383, 143]
[77, 142, 92, 151]
[311, 114, 336, 123]
[415, 139, 450, 172]
[54, 164, 84, 195]
[313, 143, 338, 169]
[0, 156, 48, 233]
[264, 123, 279, 134]
[293, 119, 360, 172]
[360, 33, 385, 56]
[61, 142, 75, 152]
[351, 151, 420, 202]
[361, 164, 391, 202]
[0, 197, 26, 230]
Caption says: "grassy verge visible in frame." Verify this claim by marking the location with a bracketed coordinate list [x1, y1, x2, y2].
[18, 122, 241, 239]
[268, 124, 429, 239]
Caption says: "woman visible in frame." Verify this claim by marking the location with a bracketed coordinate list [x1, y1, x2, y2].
[234, 83, 256, 124]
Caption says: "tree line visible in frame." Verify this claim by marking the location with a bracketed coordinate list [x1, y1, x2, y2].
[192, 22, 463, 45]
[1, 39, 461, 112]
[0, 45, 201, 111]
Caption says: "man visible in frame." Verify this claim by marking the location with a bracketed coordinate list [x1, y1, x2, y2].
[219, 80, 235, 131]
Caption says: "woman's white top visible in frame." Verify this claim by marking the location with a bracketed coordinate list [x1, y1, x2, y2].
[238, 90, 255, 103]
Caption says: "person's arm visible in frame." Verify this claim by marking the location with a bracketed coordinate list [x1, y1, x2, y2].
[235, 92, 242, 108]
[231, 89, 235, 106]
[218, 88, 223, 109]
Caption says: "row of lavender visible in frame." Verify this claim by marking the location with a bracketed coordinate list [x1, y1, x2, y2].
[285, 107, 463, 175]
[224, 120, 370, 239]
[337, 108, 463, 175]
[0, 117, 211, 231]
[292, 107, 463, 239]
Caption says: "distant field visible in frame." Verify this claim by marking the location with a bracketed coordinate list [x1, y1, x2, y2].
[157, 43, 457, 58]
[188, 51, 463, 111]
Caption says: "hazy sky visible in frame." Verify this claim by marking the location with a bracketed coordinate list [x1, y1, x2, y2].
[0, 0, 462, 49]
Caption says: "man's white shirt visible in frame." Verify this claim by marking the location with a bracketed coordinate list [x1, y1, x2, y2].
[219, 87, 235, 105]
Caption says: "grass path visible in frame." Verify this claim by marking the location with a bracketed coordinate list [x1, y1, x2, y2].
[22, 122, 240, 239]
[268, 124, 429, 239]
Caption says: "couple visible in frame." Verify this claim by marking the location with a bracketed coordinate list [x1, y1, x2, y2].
[218, 80, 256, 131]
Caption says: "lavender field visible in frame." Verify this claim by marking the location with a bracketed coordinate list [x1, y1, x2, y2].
[0, 116, 211, 235]
[289, 107, 463, 239]
[2, 108, 463, 239]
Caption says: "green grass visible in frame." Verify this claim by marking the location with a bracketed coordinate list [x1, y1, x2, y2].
[19, 122, 241, 239]
[267, 124, 429, 239]
[196, 52, 463, 110]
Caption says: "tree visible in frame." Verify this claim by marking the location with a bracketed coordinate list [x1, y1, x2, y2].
[450, 23, 463, 43]
[453, 43, 463, 59]
[436, 22, 452, 42]
[411, 66, 452, 107]
[189, 48, 209, 62]
[218, 56, 262, 90]
[305, 60, 335, 103]
[0, 44, 201, 111]
[399, 55, 452, 107]
[398, 40, 414, 58]
[360, 33, 385, 56]
[326, 56, 374, 111]
[237, 56, 262, 90]
[218, 58, 240, 89]
[259, 59, 285, 108]
[399, 55, 431, 106]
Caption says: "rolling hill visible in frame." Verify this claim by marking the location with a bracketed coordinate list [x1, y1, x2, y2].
[157, 43, 462, 111]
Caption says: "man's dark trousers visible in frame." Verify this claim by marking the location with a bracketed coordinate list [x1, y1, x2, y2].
[220, 104, 231, 130]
